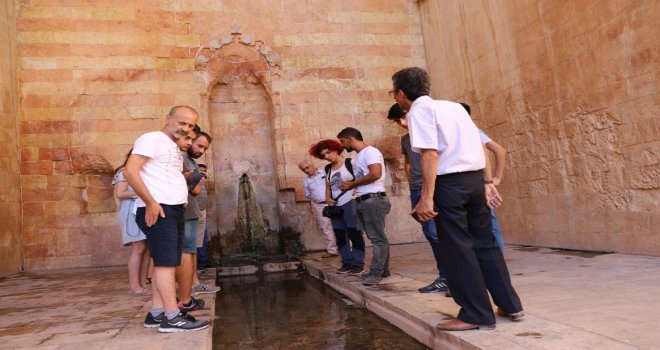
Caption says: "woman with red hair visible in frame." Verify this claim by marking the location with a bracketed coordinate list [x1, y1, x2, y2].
[309, 139, 365, 274]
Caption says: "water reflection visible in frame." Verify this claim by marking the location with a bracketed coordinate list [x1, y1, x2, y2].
[214, 272, 427, 350]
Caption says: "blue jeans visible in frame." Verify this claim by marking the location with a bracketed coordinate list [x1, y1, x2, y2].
[329, 201, 365, 268]
[411, 189, 445, 279]
[491, 210, 504, 252]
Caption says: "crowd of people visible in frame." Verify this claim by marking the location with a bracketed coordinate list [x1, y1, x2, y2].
[112, 66, 524, 334]
[299, 67, 524, 331]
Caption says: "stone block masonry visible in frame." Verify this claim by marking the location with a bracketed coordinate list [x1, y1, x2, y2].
[0, 0, 23, 277]
[418, 0, 659, 255]
[12, 0, 427, 271]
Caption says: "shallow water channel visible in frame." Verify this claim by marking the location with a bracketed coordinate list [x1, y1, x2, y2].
[213, 272, 427, 350]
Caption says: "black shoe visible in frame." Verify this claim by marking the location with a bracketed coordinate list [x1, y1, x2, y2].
[178, 296, 205, 312]
[143, 312, 165, 328]
[347, 266, 365, 275]
[336, 265, 353, 274]
[381, 270, 391, 278]
[418, 278, 448, 293]
[158, 311, 209, 333]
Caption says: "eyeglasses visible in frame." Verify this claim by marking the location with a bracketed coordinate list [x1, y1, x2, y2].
[388, 90, 397, 97]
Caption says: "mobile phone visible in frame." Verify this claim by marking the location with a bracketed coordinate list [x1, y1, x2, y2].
[411, 212, 423, 223]
[411, 206, 438, 223]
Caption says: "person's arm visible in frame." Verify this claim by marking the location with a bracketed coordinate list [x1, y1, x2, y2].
[412, 149, 438, 221]
[485, 140, 506, 185]
[190, 184, 202, 195]
[124, 154, 165, 227]
[483, 143, 493, 182]
[341, 163, 381, 190]
[114, 180, 137, 200]
[303, 182, 312, 200]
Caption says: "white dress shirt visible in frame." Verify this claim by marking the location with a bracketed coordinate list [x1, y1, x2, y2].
[303, 169, 328, 204]
[408, 96, 485, 175]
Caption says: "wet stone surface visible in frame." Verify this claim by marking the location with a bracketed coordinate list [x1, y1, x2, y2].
[214, 272, 427, 350]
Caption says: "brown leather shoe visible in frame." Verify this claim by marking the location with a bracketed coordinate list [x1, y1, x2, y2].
[321, 252, 338, 258]
[436, 319, 495, 331]
[497, 308, 525, 321]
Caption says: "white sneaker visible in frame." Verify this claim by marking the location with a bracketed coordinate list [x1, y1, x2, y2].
[192, 283, 221, 294]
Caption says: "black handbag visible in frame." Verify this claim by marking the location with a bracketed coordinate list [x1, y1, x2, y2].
[322, 205, 343, 218]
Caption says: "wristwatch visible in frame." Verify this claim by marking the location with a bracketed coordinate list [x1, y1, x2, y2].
[484, 180, 494, 184]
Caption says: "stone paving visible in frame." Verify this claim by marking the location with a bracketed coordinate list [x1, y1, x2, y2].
[0, 267, 216, 350]
[303, 243, 660, 350]
[2, 244, 659, 349]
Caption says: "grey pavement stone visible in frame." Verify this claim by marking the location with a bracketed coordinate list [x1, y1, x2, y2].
[303, 243, 660, 350]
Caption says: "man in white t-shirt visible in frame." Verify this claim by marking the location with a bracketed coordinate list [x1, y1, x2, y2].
[337, 127, 392, 286]
[391, 67, 524, 331]
[124, 105, 209, 333]
[299, 160, 338, 257]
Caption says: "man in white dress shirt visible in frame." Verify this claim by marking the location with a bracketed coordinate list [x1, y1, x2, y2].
[299, 160, 338, 257]
[391, 67, 524, 331]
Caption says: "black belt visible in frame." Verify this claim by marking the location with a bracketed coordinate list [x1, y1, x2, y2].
[355, 192, 387, 203]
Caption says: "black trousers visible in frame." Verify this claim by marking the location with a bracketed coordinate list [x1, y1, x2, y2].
[433, 170, 523, 325]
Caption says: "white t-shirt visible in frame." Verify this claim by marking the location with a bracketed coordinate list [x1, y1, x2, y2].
[408, 96, 485, 175]
[131, 131, 188, 207]
[479, 129, 492, 144]
[354, 146, 386, 196]
[328, 163, 355, 207]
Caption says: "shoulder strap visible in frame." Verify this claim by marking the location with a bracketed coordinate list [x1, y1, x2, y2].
[326, 161, 351, 202]
[344, 158, 355, 180]
[324, 163, 332, 179]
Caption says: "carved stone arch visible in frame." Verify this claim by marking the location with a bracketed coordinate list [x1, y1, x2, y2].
[193, 24, 281, 96]
[193, 25, 285, 256]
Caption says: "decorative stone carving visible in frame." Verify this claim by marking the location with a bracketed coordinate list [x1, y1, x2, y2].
[193, 24, 282, 92]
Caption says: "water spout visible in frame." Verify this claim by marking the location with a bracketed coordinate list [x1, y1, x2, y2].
[233, 173, 279, 255]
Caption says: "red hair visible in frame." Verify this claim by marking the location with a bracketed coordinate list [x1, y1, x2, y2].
[308, 139, 344, 160]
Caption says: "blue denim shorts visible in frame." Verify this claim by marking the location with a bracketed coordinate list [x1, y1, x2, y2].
[182, 218, 200, 253]
[136, 204, 184, 267]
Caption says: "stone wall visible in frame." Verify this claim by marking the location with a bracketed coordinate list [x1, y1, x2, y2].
[0, 1, 23, 277]
[15, 0, 428, 270]
[418, 0, 659, 254]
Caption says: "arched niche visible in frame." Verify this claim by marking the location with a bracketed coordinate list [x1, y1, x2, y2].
[194, 26, 283, 255]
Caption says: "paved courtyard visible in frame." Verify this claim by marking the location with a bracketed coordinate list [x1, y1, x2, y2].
[1, 243, 659, 349]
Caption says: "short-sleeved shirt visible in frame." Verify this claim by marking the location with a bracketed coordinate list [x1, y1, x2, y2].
[328, 163, 355, 207]
[354, 146, 386, 196]
[303, 169, 328, 204]
[408, 96, 485, 175]
[479, 129, 492, 144]
[401, 134, 423, 191]
[131, 131, 187, 206]
[183, 154, 201, 220]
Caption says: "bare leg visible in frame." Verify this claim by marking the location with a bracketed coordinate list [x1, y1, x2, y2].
[146, 258, 154, 283]
[128, 241, 148, 293]
[152, 266, 178, 313]
[140, 246, 151, 289]
[192, 254, 200, 286]
[175, 252, 195, 304]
